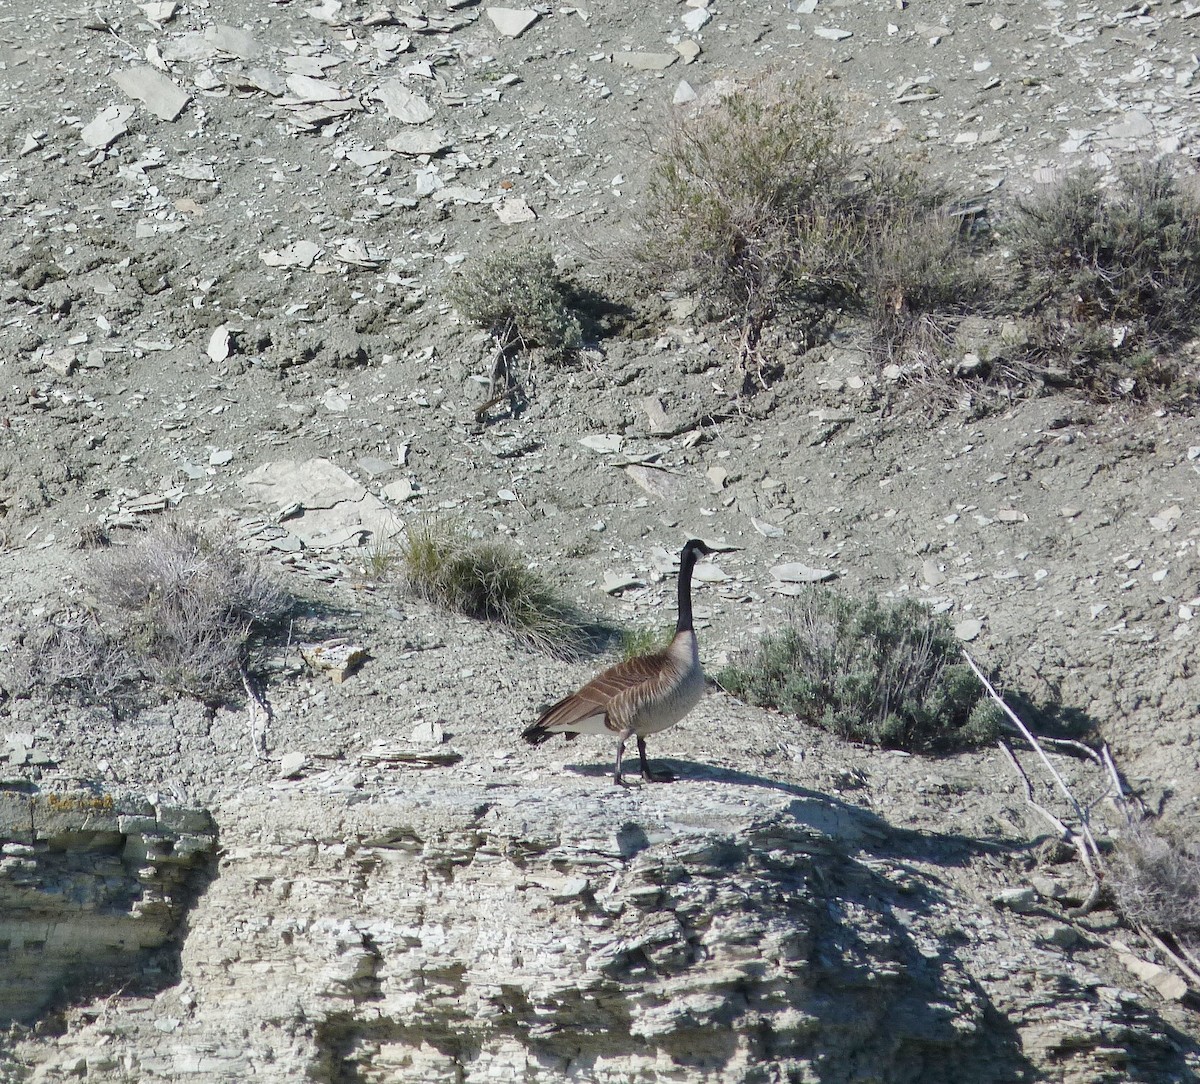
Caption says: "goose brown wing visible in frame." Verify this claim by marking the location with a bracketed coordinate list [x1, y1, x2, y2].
[534, 652, 666, 731]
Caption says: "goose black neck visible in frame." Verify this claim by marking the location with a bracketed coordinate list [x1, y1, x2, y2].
[676, 545, 700, 634]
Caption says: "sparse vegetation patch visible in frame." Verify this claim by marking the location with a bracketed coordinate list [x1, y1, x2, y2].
[639, 75, 979, 362]
[399, 523, 590, 658]
[449, 244, 583, 359]
[1109, 821, 1200, 952]
[1007, 160, 1200, 401]
[21, 523, 290, 706]
[718, 591, 1001, 752]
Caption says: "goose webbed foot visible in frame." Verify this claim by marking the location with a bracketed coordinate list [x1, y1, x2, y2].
[637, 737, 675, 784]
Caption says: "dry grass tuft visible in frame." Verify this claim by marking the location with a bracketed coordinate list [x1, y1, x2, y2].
[639, 75, 977, 361]
[1007, 160, 1200, 403]
[93, 523, 290, 700]
[399, 523, 591, 658]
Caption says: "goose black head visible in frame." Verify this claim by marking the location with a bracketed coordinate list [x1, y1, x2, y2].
[681, 538, 737, 559]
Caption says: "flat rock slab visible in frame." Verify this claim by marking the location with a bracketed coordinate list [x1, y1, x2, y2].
[386, 129, 451, 155]
[80, 105, 133, 148]
[240, 458, 402, 549]
[286, 74, 352, 102]
[770, 562, 837, 584]
[625, 463, 684, 499]
[616, 51, 678, 71]
[203, 24, 264, 60]
[375, 79, 435, 123]
[259, 239, 322, 268]
[486, 7, 539, 37]
[112, 66, 189, 121]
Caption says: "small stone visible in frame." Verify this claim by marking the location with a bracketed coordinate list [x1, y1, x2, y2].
[993, 887, 1037, 913]
[681, 7, 710, 31]
[386, 129, 451, 156]
[279, 752, 307, 779]
[345, 149, 393, 169]
[495, 197, 536, 224]
[113, 65, 189, 120]
[550, 876, 589, 901]
[1119, 948, 1189, 1000]
[321, 388, 351, 412]
[814, 27, 853, 40]
[1106, 110, 1153, 140]
[602, 572, 643, 595]
[673, 79, 698, 105]
[45, 349, 77, 377]
[81, 105, 134, 149]
[207, 325, 232, 363]
[579, 434, 622, 453]
[1149, 505, 1181, 532]
[208, 449, 235, 466]
[954, 618, 983, 641]
[300, 639, 368, 682]
[376, 80, 434, 123]
[204, 23, 262, 59]
[410, 720, 446, 744]
[142, 1, 178, 22]
[752, 517, 785, 539]
[259, 240, 321, 269]
[1037, 924, 1079, 949]
[771, 562, 835, 584]
[357, 457, 392, 479]
[383, 478, 417, 503]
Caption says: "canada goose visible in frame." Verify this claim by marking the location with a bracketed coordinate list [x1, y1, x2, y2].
[522, 538, 721, 785]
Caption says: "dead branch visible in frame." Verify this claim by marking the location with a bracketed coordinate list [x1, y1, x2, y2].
[241, 666, 272, 761]
[997, 740, 1072, 839]
[963, 650, 1104, 867]
[1139, 925, 1200, 988]
[967, 649, 1199, 996]
[475, 319, 524, 422]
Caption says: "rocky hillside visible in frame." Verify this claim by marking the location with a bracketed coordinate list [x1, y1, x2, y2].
[1, 0, 1198, 1080]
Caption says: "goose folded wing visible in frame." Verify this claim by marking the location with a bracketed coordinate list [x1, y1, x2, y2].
[536, 652, 667, 731]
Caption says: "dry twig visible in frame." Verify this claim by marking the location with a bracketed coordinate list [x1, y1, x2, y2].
[965, 649, 1196, 999]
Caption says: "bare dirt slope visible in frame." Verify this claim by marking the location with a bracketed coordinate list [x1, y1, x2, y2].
[1, 0, 1198, 1080]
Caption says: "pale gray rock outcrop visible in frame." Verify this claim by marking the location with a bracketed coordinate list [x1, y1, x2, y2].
[3, 770, 1196, 1082]
[0, 784, 216, 1025]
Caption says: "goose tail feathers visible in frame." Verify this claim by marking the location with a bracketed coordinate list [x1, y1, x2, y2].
[521, 718, 556, 746]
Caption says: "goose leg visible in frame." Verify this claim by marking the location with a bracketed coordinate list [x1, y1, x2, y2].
[638, 736, 675, 783]
[613, 734, 630, 786]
